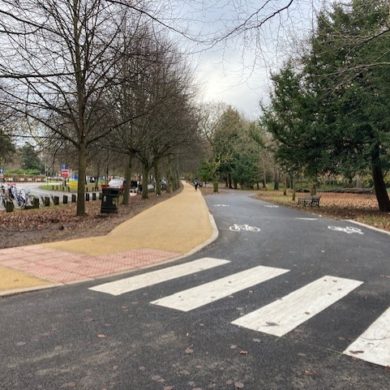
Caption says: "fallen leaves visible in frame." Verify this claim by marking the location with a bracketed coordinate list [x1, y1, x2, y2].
[303, 369, 320, 377]
[0, 191, 174, 248]
[256, 191, 390, 232]
[349, 350, 364, 355]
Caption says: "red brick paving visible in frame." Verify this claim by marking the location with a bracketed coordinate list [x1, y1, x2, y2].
[0, 245, 180, 285]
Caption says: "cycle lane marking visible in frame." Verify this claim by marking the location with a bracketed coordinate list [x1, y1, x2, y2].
[229, 224, 261, 232]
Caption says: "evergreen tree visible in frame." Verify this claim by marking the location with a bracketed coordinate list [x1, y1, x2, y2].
[262, 1, 390, 211]
[20, 143, 44, 173]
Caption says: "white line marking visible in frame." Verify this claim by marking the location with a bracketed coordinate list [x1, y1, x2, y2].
[346, 219, 390, 237]
[232, 276, 363, 337]
[89, 258, 230, 296]
[229, 224, 261, 232]
[328, 226, 364, 235]
[151, 265, 289, 312]
[296, 218, 318, 221]
[343, 307, 390, 367]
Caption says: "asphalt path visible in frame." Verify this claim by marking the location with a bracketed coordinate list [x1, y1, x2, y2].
[0, 191, 389, 389]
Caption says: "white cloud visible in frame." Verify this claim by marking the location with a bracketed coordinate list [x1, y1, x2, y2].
[163, 1, 329, 118]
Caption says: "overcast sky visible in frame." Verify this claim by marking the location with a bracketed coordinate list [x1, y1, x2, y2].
[160, 0, 329, 119]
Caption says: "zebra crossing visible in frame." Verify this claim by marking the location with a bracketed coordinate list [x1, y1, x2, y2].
[89, 257, 390, 367]
[232, 276, 363, 336]
[151, 265, 288, 312]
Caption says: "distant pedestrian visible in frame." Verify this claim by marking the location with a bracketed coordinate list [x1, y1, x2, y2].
[194, 180, 199, 191]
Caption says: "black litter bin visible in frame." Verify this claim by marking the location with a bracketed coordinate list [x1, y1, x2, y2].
[101, 187, 119, 213]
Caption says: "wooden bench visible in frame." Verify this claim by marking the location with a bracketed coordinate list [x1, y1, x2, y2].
[297, 195, 321, 207]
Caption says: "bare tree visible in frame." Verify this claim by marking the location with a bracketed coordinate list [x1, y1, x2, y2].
[0, 0, 150, 215]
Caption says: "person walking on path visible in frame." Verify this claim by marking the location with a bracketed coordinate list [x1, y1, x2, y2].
[194, 179, 199, 191]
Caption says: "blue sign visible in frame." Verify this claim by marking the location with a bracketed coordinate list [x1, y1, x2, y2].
[61, 163, 68, 170]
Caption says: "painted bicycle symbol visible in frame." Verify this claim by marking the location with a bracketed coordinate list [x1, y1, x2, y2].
[328, 226, 364, 235]
[229, 224, 261, 232]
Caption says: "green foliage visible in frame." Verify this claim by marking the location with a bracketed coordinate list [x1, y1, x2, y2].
[231, 152, 259, 188]
[198, 161, 215, 182]
[20, 143, 44, 173]
[6, 168, 42, 176]
[262, 0, 390, 210]
[0, 130, 15, 164]
[213, 107, 242, 178]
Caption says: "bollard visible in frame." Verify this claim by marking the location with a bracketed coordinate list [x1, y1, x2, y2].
[99, 192, 103, 200]
[86, 193, 90, 201]
[32, 197, 40, 209]
[5, 200, 14, 212]
[71, 194, 77, 203]
[44, 196, 50, 206]
[63, 195, 68, 204]
[53, 196, 59, 205]
[92, 193, 97, 201]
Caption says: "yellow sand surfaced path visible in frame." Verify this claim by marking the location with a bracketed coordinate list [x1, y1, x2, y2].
[0, 266, 50, 293]
[44, 182, 214, 256]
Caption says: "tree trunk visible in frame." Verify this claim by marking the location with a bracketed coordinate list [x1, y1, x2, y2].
[274, 168, 279, 190]
[372, 145, 390, 211]
[283, 175, 287, 196]
[291, 175, 296, 201]
[142, 165, 149, 199]
[76, 142, 87, 216]
[310, 182, 317, 196]
[166, 172, 172, 193]
[95, 160, 100, 191]
[122, 153, 132, 205]
[173, 164, 180, 191]
[228, 173, 232, 189]
[213, 180, 219, 193]
[154, 161, 161, 196]
[262, 158, 267, 188]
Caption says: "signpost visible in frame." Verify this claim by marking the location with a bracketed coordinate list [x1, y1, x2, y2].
[60, 164, 70, 185]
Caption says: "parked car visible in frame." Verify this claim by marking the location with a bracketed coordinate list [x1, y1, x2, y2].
[108, 178, 125, 190]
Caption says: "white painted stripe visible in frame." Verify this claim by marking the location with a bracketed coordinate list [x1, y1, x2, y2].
[89, 258, 229, 296]
[296, 217, 318, 221]
[343, 307, 390, 367]
[346, 219, 390, 237]
[151, 266, 289, 312]
[232, 276, 363, 337]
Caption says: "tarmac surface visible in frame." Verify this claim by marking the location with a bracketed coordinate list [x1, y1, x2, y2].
[0, 182, 216, 296]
